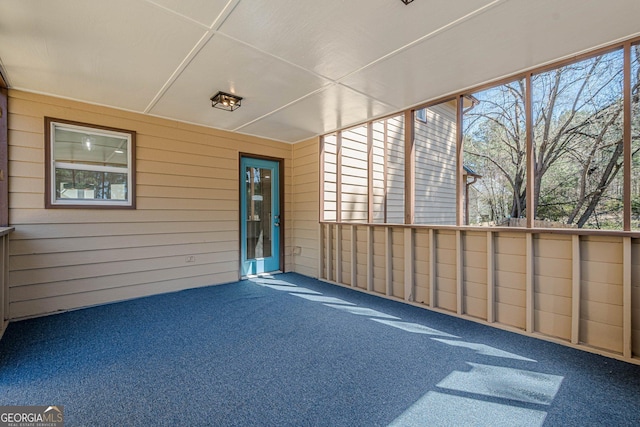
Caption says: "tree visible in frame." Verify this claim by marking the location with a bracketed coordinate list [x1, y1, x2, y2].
[464, 48, 639, 229]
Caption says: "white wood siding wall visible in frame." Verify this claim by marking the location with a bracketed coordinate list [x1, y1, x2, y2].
[320, 223, 640, 364]
[371, 121, 385, 223]
[340, 126, 368, 222]
[322, 134, 337, 222]
[385, 116, 405, 224]
[7, 90, 294, 319]
[414, 103, 457, 225]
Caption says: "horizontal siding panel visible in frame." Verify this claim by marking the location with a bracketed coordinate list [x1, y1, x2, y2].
[12, 221, 233, 240]
[373, 277, 385, 294]
[415, 259, 429, 275]
[580, 238, 623, 263]
[415, 245, 429, 261]
[437, 290, 456, 312]
[463, 266, 486, 284]
[535, 276, 572, 298]
[414, 285, 429, 305]
[534, 235, 572, 259]
[10, 160, 44, 179]
[463, 232, 487, 252]
[580, 300, 623, 327]
[581, 261, 622, 285]
[146, 147, 237, 169]
[10, 241, 229, 271]
[495, 253, 526, 273]
[535, 292, 571, 317]
[9, 209, 228, 225]
[464, 280, 487, 300]
[8, 129, 42, 148]
[535, 311, 571, 340]
[9, 176, 44, 194]
[579, 319, 622, 353]
[10, 271, 238, 319]
[437, 248, 456, 265]
[464, 252, 487, 269]
[581, 281, 622, 305]
[11, 232, 236, 258]
[436, 276, 456, 294]
[10, 262, 227, 303]
[496, 286, 525, 307]
[9, 145, 44, 163]
[465, 295, 487, 319]
[7, 112, 42, 134]
[137, 160, 235, 180]
[495, 270, 525, 291]
[495, 234, 526, 255]
[436, 232, 456, 250]
[392, 282, 404, 299]
[534, 257, 572, 280]
[137, 173, 236, 190]
[10, 251, 236, 287]
[495, 302, 525, 329]
[136, 197, 236, 211]
[9, 193, 43, 209]
[437, 262, 456, 280]
[136, 136, 236, 160]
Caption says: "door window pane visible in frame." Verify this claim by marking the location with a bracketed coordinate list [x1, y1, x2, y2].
[246, 167, 272, 259]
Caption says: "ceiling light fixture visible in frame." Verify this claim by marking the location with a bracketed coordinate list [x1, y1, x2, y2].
[401, 0, 414, 4]
[210, 91, 243, 112]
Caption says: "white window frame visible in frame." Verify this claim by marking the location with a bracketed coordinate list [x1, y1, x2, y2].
[46, 118, 135, 208]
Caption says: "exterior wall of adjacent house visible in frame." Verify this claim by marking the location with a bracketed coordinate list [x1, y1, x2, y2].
[323, 105, 458, 228]
[7, 89, 300, 319]
[414, 102, 457, 225]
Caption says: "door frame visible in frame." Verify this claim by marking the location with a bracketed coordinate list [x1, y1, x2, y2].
[239, 153, 285, 276]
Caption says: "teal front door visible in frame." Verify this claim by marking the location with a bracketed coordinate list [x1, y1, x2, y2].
[240, 157, 281, 276]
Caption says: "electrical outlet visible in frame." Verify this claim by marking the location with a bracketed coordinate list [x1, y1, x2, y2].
[185, 255, 196, 263]
[292, 246, 302, 256]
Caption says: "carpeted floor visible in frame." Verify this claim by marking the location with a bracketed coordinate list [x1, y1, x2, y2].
[1, 273, 639, 426]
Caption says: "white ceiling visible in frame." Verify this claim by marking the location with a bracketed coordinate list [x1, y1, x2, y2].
[1, 0, 639, 144]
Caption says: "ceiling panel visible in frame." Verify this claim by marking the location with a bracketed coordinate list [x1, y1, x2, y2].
[0, 0, 206, 111]
[341, 0, 640, 109]
[150, 34, 330, 131]
[218, 0, 496, 81]
[144, 0, 231, 27]
[237, 84, 396, 143]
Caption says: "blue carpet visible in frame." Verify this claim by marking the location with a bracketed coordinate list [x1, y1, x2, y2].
[1, 273, 639, 426]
